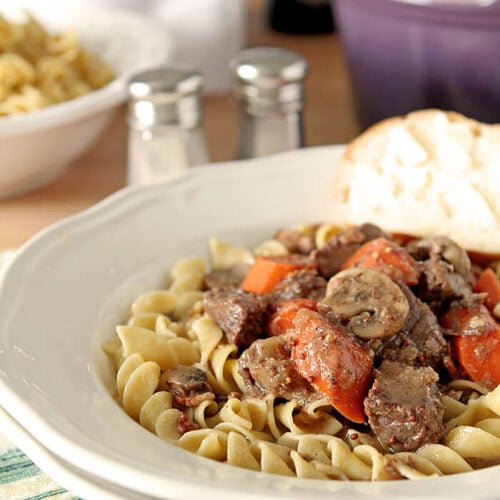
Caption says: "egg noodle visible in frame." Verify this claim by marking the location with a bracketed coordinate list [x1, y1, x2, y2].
[103, 224, 500, 481]
[0, 13, 114, 116]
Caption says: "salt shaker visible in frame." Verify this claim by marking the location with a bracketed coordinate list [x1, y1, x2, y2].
[230, 47, 308, 159]
[127, 66, 209, 185]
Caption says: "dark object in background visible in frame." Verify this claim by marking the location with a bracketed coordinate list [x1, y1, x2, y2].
[268, 0, 335, 34]
[333, 0, 500, 128]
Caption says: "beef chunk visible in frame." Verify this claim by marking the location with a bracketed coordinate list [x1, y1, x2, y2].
[381, 284, 448, 370]
[165, 365, 215, 407]
[177, 412, 200, 434]
[419, 258, 472, 310]
[204, 263, 249, 290]
[239, 334, 320, 406]
[465, 457, 500, 470]
[406, 236, 472, 278]
[268, 268, 327, 303]
[203, 288, 268, 349]
[357, 223, 388, 242]
[274, 228, 316, 254]
[406, 236, 474, 311]
[364, 360, 444, 453]
[313, 223, 386, 278]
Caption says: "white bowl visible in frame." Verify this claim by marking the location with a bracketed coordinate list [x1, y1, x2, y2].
[0, 0, 173, 199]
[0, 146, 498, 500]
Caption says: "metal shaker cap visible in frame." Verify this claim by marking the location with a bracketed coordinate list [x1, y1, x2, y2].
[230, 47, 308, 115]
[127, 65, 204, 129]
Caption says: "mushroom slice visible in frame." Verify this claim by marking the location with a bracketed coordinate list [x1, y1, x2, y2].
[318, 268, 409, 340]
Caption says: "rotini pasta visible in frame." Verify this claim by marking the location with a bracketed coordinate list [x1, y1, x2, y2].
[0, 13, 114, 116]
[103, 222, 500, 482]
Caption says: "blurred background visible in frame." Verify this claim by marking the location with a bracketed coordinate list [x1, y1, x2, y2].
[98, 0, 500, 159]
[2, 0, 500, 249]
[99, 0, 360, 161]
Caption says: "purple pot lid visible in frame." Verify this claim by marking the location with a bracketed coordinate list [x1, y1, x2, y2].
[356, 0, 500, 21]
[386, 0, 499, 7]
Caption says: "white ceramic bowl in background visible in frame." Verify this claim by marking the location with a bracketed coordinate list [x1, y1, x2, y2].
[0, 0, 173, 199]
[0, 146, 498, 500]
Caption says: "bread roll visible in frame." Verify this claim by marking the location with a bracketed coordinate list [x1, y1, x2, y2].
[332, 109, 500, 254]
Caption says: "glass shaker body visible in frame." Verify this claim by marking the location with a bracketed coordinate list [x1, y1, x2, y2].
[127, 125, 208, 185]
[127, 66, 209, 185]
[237, 107, 304, 160]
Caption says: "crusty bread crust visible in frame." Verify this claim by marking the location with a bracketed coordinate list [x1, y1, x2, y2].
[332, 109, 500, 254]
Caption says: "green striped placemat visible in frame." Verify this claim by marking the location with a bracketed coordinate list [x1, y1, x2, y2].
[0, 443, 79, 500]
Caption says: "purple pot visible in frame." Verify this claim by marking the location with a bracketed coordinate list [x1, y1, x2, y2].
[333, 0, 500, 128]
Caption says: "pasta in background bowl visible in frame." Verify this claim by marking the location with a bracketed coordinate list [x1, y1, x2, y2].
[0, 0, 172, 199]
[0, 146, 498, 499]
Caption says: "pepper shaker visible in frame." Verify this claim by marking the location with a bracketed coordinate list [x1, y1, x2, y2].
[230, 47, 308, 159]
[127, 66, 209, 185]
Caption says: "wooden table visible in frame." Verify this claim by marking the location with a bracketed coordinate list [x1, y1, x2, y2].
[0, 0, 360, 251]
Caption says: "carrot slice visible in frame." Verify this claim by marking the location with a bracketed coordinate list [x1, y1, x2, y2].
[342, 237, 421, 285]
[241, 255, 316, 294]
[268, 298, 317, 337]
[441, 302, 500, 389]
[474, 268, 500, 313]
[292, 309, 373, 423]
[453, 330, 500, 390]
[440, 302, 498, 337]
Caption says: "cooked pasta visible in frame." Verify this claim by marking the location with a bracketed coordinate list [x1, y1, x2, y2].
[103, 225, 500, 482]
[0, 13, 114, 116]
